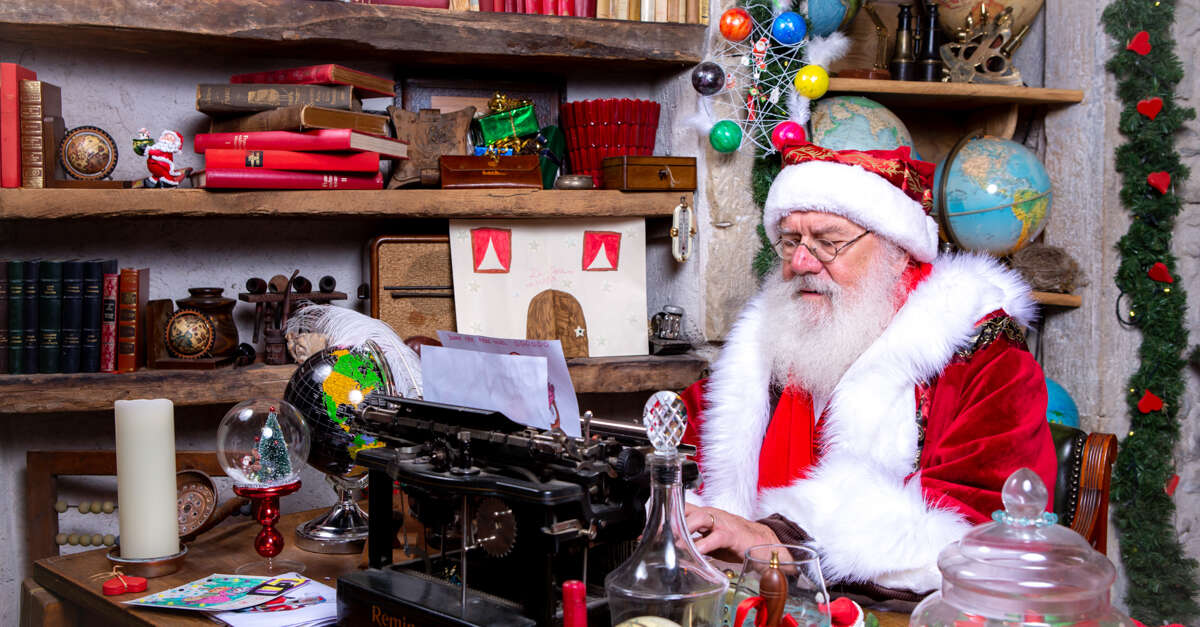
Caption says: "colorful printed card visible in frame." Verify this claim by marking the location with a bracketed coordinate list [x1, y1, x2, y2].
[125, 573, 307, 612]
[213, 579, 337, 627]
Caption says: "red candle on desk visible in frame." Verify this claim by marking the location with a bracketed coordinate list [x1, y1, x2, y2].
[563, 579, 587, 627]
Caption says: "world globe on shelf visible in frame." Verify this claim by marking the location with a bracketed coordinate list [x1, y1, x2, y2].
[1045, 377, 1079, 428]
[934, 134, 1053, 257]
[810, 96, 918, 155]
[283, 345, 394, 477]
[806, 0, 863, 38]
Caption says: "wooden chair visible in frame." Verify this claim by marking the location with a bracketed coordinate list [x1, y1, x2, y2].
[1049, 424, 1119, 554]
[25, 449, 224, 563]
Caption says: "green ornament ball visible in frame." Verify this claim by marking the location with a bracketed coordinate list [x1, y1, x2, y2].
[709, 120, 742, 153]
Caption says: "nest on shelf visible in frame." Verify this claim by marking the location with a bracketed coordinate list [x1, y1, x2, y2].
[1010, 243, 1082, 294]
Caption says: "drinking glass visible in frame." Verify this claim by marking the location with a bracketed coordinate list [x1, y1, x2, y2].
[728, 544, 831, 627]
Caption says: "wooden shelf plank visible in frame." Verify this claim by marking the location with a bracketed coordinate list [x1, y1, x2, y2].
[1033, 291, 1082, 308]
[0, 0, 704, 74]
[828, 78, 1084, 109]
[0, 354, 708, 414]
[0, 189, 691, 220]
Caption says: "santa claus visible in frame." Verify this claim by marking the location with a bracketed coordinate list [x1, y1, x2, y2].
[680, 143, 1056, 600]
[143, 129, 187, 187]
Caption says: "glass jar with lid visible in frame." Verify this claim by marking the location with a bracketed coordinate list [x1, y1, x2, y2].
[910, 468, 1135, 627]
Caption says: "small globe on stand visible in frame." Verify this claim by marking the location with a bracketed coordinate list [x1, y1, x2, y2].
[810, 96, 918, 155]
[216, 399, 310, 574]
[60, 126, 118, 180]
[934, 133, 1053, 257]
[284, 343, 395, 554]
[806, 0, 863, 38]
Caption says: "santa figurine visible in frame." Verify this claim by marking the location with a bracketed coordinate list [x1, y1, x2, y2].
[141, 129, 190, 188]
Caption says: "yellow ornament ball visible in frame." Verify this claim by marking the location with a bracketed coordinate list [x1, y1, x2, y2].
[793, 65, 830, 99]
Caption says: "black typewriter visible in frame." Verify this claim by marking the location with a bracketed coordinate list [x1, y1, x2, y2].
[336, 393, 697, 627]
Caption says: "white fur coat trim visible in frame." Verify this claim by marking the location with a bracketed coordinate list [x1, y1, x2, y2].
[694, 253, 1035, 589]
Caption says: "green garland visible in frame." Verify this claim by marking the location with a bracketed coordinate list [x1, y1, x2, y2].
[1103, 0, 1199, 623]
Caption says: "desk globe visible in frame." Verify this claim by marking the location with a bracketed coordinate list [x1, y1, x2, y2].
[284, 344, 394, 554]
[910, 468, 1134, 627]
[934, 133, 1053, 256]
[216, 399, 310, 574]
[806, 0, 862, 38]
[810, 96, 918, 154]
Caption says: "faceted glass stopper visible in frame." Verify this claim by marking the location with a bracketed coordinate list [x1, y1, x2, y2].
[643, 391, 688, 453]
[993, 467, 1057, 527]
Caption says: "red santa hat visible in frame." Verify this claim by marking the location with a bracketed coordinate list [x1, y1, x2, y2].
[764, 143, 940, 262]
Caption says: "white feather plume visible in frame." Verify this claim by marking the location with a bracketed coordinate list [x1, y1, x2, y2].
[787, 91, 812, 126]
[285, 304, 423, 399]
[803, 31, 850, 69]
[683, 110, 715, 137]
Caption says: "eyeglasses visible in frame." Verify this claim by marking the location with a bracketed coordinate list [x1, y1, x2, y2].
[771, 230, 871, 263]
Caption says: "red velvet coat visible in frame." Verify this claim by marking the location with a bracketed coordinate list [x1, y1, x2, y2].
[681, 254, 1056, 593]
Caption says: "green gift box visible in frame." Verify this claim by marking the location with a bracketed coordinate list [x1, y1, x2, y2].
[477, 104, 539, 145]
[538, 125, 566, 189]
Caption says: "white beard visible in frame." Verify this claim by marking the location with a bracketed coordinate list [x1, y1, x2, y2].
[758, 248, 906, 400]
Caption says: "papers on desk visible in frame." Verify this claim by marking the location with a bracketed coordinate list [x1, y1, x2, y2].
[212, 579, 337, 627]
[422, 332, 582, 437]
[125, 572, 335, 626]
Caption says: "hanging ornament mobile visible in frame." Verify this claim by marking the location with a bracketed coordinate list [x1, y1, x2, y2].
[689, 0, 850, 155]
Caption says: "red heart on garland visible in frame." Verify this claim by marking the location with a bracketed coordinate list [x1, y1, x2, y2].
[1147, 262, 1174, 283]
[1166, 474, 1180, 497]
[1137, 97, 1163, 120]
[1147, 171, 1171, 194]
[1127, 31, 1151, 55]
[1138, 389, 1163, 413]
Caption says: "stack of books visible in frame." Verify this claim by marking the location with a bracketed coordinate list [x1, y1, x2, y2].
[194, 64, 407, 190]
[0, 62, 67, 189]
[0, 259, 148, 375]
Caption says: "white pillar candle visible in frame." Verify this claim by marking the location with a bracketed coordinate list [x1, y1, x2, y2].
[114, 399, 180, 559]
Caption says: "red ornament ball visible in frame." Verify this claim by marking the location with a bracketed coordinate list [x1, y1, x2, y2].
[770, 121, 807, 151]
[719, 8, 753, 42]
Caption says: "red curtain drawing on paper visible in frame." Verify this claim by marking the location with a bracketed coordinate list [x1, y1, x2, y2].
[472, 227, 512, 273]
[582, 231, 621, 271]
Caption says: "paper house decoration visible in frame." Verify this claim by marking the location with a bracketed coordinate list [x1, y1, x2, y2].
[449, 218, 648, 358]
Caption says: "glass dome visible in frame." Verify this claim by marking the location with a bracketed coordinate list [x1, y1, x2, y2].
[910, 468, 1135, 627]
[217, 399, 311, 488]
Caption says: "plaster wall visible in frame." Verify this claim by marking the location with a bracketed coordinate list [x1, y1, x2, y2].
[0, 44, 705, 622]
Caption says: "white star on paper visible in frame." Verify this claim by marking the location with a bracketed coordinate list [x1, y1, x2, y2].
[467, 322, 483, 333]
[527, 240, 542, 253]
[602, 282, 615, 293]
[574, 326, 586, 338]
[466, 281, 481, 293]
[454, 230, 470, 243]
[596, 337, 609, 347]
[560, 278, 574, 290]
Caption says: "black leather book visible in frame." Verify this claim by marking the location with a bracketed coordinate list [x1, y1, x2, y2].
[38, 260, 62, 373]
[60, 260, 83, 373]
[22, 260, 39, 374]
[82, 260, 103, 372]
[0, 261, 8, 374]
[7, 261, 23, 374]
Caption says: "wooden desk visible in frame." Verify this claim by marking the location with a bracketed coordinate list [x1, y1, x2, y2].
[31, 509, 361, 626]
[31, 508, 912, 627]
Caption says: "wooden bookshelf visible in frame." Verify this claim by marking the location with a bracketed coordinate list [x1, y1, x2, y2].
[0, 354, 708, 414]
[1033, 291, 1082, 308]
[0, 189, 691, 220]
[0, 0, 705, 74]
[828, 78, 1084, 110]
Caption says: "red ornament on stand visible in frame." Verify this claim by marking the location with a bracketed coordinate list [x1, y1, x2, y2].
[233, 481, 302, 562]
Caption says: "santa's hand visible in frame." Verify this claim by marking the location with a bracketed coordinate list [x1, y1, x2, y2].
[684, 504, 780, 562]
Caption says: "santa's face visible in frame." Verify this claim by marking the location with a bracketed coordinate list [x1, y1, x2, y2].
[777, 211, 905, 313]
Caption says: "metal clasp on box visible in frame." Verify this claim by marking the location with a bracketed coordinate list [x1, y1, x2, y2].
[670, 196, 696, 263]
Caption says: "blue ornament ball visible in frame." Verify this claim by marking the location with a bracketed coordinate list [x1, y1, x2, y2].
[771, 11, 807, 46]
[1045, 377, 1080, 428]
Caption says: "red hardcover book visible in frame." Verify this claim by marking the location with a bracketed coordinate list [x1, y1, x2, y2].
[1, 63, 37, 188]
[541, 0, 554, 13]
[230, 64, 394, 98]
[100, 270, 118, 372]
[557, 0, 571, 15]
[116, 268, 148, 373]
[193, 129, 407, 159]
[477, 0, 494, 11]
[199, 168, 384, 190]
[205, 148, 380, 172]
[350, 0, 451, 6]
[504, 0, 516, 11]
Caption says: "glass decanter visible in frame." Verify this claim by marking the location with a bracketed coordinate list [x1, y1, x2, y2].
[910, 468, 1136, 627]
[605, 391, 729, 627]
